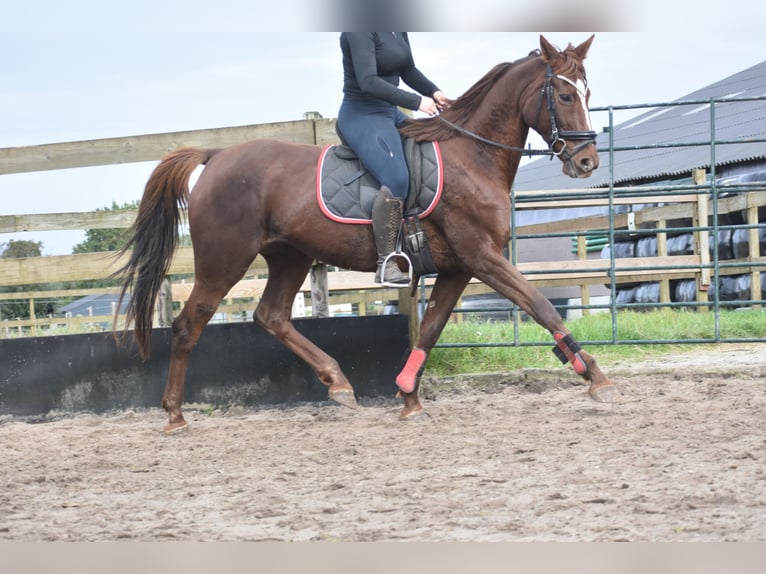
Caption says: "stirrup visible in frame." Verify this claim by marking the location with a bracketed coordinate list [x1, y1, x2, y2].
[379, 252, 412, 287]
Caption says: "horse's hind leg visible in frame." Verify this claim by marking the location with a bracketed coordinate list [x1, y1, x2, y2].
[163, 282, 229, 432]
[254, 249, 357, 408]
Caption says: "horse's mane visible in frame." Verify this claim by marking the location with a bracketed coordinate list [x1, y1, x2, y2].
[398, 61, 517, 142]
[399, 45, 585, 143]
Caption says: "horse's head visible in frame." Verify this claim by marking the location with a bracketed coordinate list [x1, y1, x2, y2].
[523, 34, 599, 178]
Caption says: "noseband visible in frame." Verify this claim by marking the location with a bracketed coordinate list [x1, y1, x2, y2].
[436, 61, 597, 162]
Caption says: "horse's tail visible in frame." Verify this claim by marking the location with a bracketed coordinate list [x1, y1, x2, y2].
[113, 147, 217, 359]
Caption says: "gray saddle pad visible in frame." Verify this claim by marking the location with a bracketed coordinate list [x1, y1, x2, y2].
[317, 139, 443, 224]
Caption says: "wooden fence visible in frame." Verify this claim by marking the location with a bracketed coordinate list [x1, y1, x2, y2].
[0, 115, 421, 339]
[2, 118, 765, 340]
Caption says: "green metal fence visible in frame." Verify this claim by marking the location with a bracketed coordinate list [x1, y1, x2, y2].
[435, 95, 766, 349]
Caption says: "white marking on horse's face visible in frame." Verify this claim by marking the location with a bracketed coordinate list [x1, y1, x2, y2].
[574, 78, 592, 131]
[556, 74, 593, 131]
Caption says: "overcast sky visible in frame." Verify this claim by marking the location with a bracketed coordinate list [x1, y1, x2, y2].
[2, 2, 766, 254]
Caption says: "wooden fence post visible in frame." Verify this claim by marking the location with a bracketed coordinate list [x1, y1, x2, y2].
[747, 194, 762, 307]
[398, 288, 420, 348]
[310, 263, 330, 318]
[29, 298, 36, 336]
[576, 235, 591, 316]
[656, 219, 671, 303]
[155, 278, 174, 327]
[693, 168, 710, 310]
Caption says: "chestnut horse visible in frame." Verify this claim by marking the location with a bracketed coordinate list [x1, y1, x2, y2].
[115, 35, 617, 432]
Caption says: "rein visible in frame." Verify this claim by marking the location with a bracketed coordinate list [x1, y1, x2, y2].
[436, 116, 552, 157]
[436, 61, 597, 161]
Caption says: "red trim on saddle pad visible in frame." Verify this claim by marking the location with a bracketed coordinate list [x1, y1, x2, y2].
[418, 140, 443, 219]
[316, 144, 354, 222]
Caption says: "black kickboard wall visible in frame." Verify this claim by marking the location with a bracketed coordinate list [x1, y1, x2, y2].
[0, 315, 410, 416]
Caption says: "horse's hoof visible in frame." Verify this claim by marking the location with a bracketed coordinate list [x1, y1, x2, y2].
[588, 381, 620, 403]
[329, 389, 358, 409]
[163, 420, 189, 434]
[399, 406, 428, 421]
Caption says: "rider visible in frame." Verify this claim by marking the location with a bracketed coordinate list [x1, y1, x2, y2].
[337, 32, 451, 285]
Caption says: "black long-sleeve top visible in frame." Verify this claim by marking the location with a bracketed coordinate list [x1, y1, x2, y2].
[340, 32, 440, 111]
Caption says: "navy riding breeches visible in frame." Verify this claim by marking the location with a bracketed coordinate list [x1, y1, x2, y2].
[337, 99, 410, 200]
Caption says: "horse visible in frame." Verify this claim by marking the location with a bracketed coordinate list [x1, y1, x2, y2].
[115, 34, 618, 433]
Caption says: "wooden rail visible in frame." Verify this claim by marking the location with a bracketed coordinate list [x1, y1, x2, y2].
[0, 247, 269, 287]
[1, 117, 331, 290]
[0, 118, 340, 175]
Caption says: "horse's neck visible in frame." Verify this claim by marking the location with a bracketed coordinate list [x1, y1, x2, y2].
[505, 126, 528, 183]
[472, 66, 533, 154]
[466, 69, 532, 187]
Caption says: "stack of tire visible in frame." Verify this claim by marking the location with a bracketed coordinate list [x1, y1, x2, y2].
[601, 173, 766, 308]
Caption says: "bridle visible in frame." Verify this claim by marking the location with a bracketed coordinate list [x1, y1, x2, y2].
[436, 61, 598, 161]
[536, 63, 598, 162]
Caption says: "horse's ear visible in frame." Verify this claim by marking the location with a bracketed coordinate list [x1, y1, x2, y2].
[572, 34, 595, 61]
[539, 35, 559, 63]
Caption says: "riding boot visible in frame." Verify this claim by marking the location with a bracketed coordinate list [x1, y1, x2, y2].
[372, 186, 410, 285]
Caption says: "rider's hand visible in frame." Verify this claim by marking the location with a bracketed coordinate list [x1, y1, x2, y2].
[433, 90, 453, 111]
[418, 96, 439, 116]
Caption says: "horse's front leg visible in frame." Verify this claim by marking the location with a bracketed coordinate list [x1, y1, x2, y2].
[396, 271, 471, 419]
[478, 257, 618, 402]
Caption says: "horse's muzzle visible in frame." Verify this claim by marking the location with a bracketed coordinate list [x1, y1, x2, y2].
[559, 141, 599, 178]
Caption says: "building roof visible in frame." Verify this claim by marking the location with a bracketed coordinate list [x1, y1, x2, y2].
[513, 60, 766, 191]
[59, 294, 128, 317]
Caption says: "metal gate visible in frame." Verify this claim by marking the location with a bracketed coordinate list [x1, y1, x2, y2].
[436, 95, 766, 350]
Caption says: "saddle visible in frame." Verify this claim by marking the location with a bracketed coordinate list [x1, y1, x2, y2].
[316, 138, 444, 278]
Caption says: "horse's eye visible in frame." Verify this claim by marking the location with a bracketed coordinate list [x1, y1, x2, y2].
[559, 94, 574, 104]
